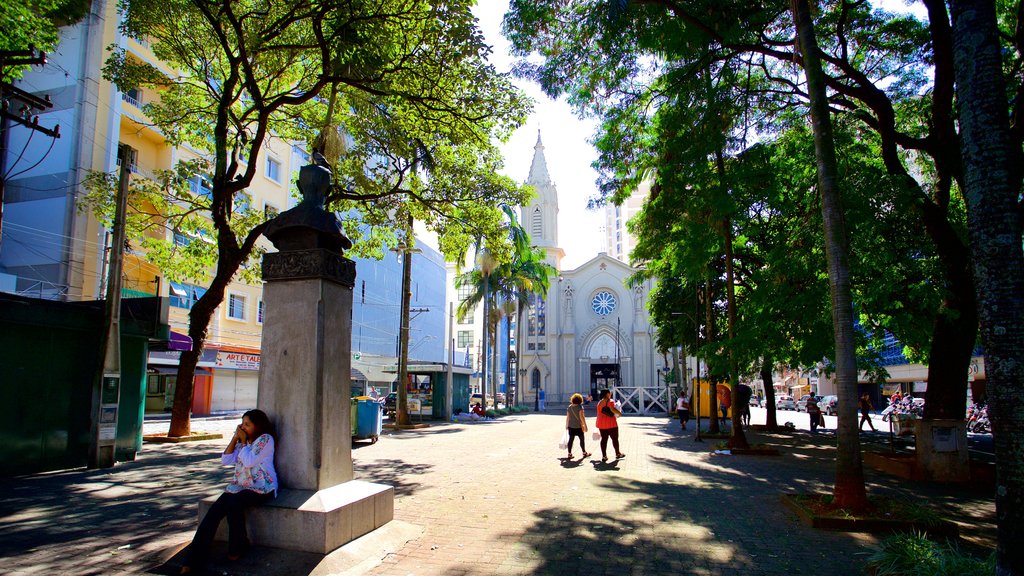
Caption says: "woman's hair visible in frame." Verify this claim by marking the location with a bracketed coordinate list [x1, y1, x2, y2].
[570, 393, 583, 405]
[243, 409, 275, 440]
[599, 389, 611, 400]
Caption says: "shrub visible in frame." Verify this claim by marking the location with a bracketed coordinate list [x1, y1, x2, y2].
[867, 532, 994, 576]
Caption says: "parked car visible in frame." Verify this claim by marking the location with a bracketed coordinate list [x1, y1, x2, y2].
[383, 392, 397, 419]
[776, 394, 796, 410]
[796, 394, 821, 412]
[818, 395, 838, 415]
[470, 393, 494, 408]
[748, 395, 762, 407]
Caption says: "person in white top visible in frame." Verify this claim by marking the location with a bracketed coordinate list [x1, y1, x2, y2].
[676, 391, 690, 430]
[180, 409, 278, 574]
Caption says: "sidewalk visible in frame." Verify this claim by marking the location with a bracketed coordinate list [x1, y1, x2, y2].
[1, 410, 995, 575]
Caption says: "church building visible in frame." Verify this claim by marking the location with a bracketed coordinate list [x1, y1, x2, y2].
[517, 134, 663, 406]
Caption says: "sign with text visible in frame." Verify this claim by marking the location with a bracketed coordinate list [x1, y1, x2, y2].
[216, 352, 261, 371]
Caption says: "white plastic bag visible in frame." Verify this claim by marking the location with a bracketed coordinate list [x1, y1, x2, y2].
[591, 431, 601, 441]
[558, 430, 570, 450]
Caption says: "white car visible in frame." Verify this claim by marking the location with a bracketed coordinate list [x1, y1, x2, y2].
[776, 395, 796, 410]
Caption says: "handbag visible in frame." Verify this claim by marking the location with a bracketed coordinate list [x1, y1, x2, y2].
[601, 402, 614, 417]
[558, 430, 570, 450]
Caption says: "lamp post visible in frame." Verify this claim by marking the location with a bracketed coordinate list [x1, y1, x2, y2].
[508, 351, 517, 409]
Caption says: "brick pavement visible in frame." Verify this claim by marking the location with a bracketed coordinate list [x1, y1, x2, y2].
[0, 409, 996, 575]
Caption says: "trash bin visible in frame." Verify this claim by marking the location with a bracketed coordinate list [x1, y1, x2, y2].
[354, 399, 383, 443]
[350, 398, 358, 436]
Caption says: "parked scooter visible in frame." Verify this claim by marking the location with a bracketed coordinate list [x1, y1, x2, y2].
[966, 403, 990, 434]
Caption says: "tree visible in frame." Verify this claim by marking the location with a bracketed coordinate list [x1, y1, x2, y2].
[93, 0, 531, 436]
[949, 0, 1024, 571]
[505, 0, 995, 428]
[0, 0, 91, 68]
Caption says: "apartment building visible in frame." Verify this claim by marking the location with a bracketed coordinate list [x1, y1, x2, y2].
[603, 179, 652, 264]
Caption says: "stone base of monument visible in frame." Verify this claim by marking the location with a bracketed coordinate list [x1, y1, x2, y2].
[200, 480, 394, 554]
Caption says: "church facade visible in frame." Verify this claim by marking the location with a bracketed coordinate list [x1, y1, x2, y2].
[518, 134, 663, 405]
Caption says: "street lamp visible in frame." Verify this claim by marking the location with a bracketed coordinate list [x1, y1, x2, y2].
[508, 351, 517, 408]
[672, 298, 702, 442]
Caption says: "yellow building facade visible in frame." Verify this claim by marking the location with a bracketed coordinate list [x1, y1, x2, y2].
[1, 0, 302, 414]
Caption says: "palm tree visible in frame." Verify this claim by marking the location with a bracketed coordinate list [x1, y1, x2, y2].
[456, 208, 555, 408]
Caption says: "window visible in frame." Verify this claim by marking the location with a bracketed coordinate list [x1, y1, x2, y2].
[266, 157, 281, 182]
[531, 207, 542, 237]
[457, 306, 475, 325]
[169, 282, 206, 309]
[116, 144, 138, 173]
[189, 174, 213, 202]
[227, 293, 246, 320]
[123, 88, 142, 107]
[264, 203, 279, 219]
[173, 231, 190, 247]
[457, 330, 473, 348]
[458, 284, 474, 301]
[528, 294, 546, 336]
[234, 192, 251, 213]
[257, 300, 264, 324]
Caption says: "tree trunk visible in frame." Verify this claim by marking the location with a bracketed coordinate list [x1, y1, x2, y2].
[724, 215, 748, 448]
[792, 0, 866, 509]
[761, 360, 778, 429]
[704, 278, 720, 434]
[950, 1, 1024, 572]
[167, 263, 233, 437]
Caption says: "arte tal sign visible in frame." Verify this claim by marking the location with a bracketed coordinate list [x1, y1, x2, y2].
[216, 351, 261, 371]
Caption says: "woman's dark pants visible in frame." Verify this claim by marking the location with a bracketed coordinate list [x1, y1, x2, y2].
[185, 489, 272, 567]
[567, 427, 585, 453]
[599, 427, 620, 458]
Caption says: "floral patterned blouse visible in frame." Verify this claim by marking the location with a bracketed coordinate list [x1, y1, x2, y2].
[222, 433, 278, 497]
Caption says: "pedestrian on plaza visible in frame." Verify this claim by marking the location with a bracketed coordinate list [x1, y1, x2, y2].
[807, 397, 823, 433]
[717, 385, 731, 428]
[595, 390, 625, 462]
[859, 393, 876, 431]
[736, 384, 753, 427]
[538, 388, 546, 411]
[180, 409, 278, 575]
[675, 390, 690, 430]
[565, 393, 591, 459]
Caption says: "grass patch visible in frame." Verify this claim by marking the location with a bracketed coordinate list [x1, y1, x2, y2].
[791, 494, 944, 526]
[867, 532, 994, 576]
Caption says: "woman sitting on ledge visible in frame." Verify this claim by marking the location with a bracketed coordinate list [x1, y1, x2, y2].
[180, 409, 278, 574]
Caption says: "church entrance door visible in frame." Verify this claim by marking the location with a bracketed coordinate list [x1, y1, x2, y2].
[590, 363, 619, 400]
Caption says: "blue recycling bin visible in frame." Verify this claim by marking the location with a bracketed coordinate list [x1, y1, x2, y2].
[354, 399, 383, 443]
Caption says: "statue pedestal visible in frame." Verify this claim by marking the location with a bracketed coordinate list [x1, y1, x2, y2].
[197, 248, 393, 554]
[200, 481, 394, 554]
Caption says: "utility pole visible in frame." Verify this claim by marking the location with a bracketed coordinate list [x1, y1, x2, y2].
[394, 215, 418, 427]
[0, 46, 60, 250]
[90, 159, 129, 468]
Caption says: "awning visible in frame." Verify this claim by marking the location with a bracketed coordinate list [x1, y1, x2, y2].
[149, 330, 193, 352]
[351, 367, 368, 382]
[168, 331, 192, 351]
[148, 365, 212, 376]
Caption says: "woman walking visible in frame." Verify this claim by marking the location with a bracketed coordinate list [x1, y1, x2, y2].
[859, 393, 876, 431]
[180, 409, 278, 574]
[565, 393, 591, 459]
[595, 390, 624, 462]
[675, 390, 690, 430]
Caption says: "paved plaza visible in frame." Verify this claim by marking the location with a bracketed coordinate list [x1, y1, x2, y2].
[1, 409, 996, 575]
